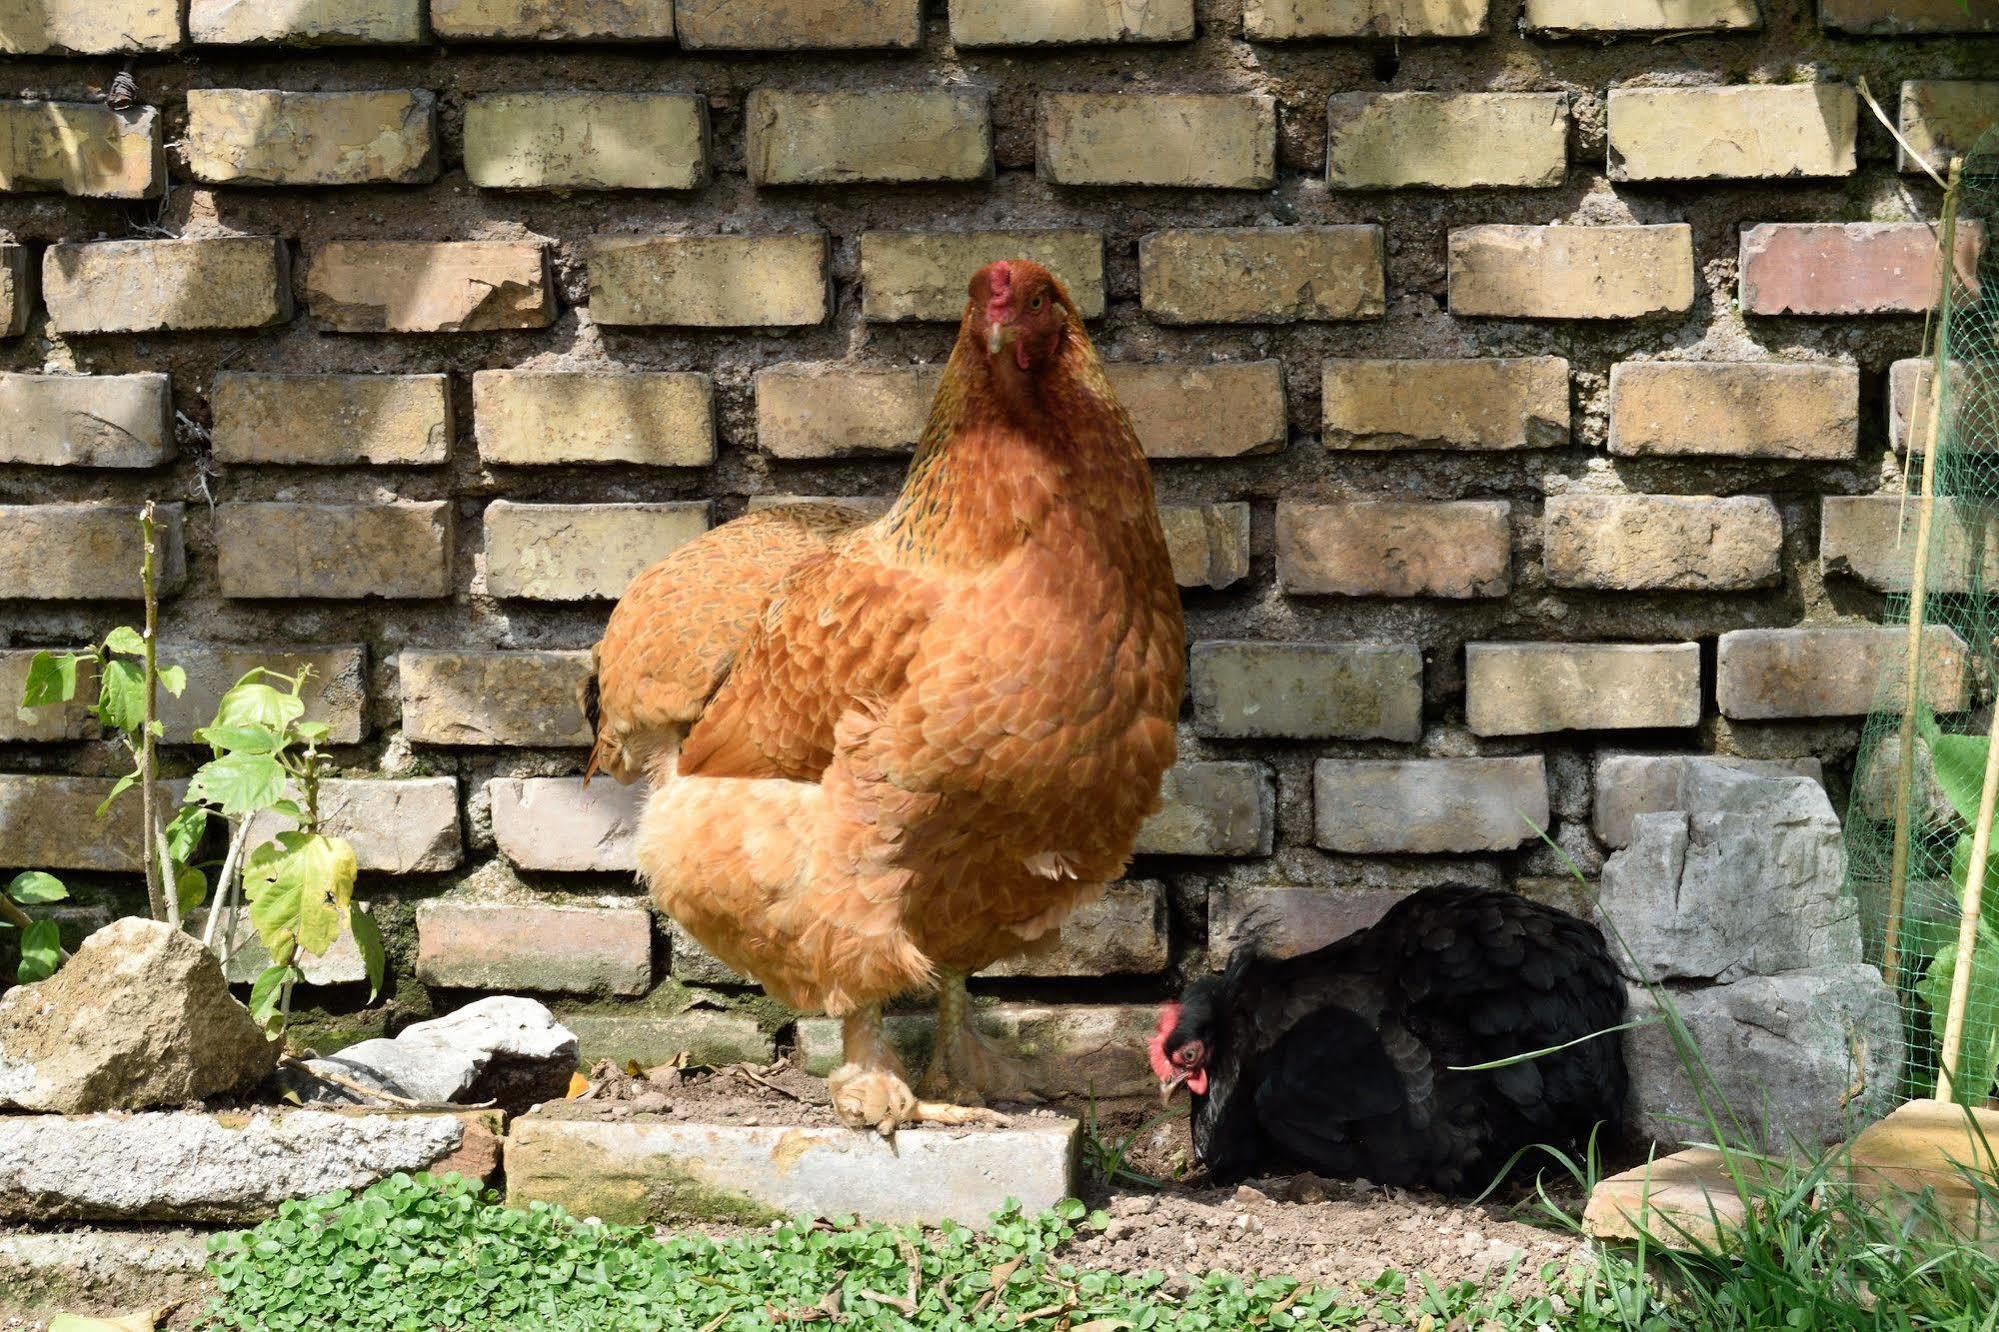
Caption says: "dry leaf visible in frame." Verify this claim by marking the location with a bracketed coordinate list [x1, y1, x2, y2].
[50, 1314, 159, 1332]
[565, 1070, 591, 1099]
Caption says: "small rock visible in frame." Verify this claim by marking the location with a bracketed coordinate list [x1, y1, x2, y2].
[0, 918, 276, 1112]
[630, 1090, 670, 1114]
[285, 996, 578, 1115]
[1232, 1183, 1270, 1205]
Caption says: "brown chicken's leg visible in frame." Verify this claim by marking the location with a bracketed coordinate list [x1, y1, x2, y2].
[827, 1004, 1000, 1136]
[917, 969, 1039, 1108]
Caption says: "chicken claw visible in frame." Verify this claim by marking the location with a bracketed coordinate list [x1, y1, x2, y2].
[919, 970, 1041, 1107]
[828, 1063, 1004, 1135]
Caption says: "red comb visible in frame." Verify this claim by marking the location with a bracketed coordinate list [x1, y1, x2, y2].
[985, 260, 1013, 325]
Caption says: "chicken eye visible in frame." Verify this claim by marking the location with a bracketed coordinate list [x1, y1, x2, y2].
[1029, 294, 1045, 311]
[1177, 1041, 1205, 1068]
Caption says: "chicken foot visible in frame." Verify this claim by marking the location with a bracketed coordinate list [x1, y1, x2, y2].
[917, 969, 1041, 1107]
[827, 1005, 1002, 1136]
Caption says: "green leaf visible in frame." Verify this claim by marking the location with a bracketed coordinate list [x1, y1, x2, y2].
[269, 799, 303, 821]
[103, 625, 147, 657]
[350, 902, 386, 1003]
[1930, 729, 1994, 828]
[188, 752, 289, 819]
[194, 723, 286, 756]
[18, 919, 61, 984]
[176, 863, 208, 916]
[212, 681, 306, 736]
[20, 651, 84, 709]
[165, 806, 209, 863]
[6, 870, 68, 905]
[248, 963, 292, 1031]
[245, 831, 357, 962]
[294, 720, 332, 745]
[95, 657, 146, 735]
[1920, 924, 1999, 1106]
[93, 769, 139, 818]
[157, 663, 187, 699]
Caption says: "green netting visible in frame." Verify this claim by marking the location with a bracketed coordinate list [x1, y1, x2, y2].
[1845, 126, 1999, 1107]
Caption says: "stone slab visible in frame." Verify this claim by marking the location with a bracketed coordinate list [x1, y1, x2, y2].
[1846, 1098, 1999, 1245]
[1584, 1148, 1761, 1247]
[0, 1110, 497, 1222]
[506, 1114, 1076, 1225]
[1592, 754, 1825, 848]
[1, 0, 182, 52]
[560, 1011, 774, 1067]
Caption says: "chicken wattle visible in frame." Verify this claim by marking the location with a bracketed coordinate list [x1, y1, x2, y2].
[588, 259, 1186, 1133]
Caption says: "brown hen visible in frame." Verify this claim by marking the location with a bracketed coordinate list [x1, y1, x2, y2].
[588, 260, 1185, 1131]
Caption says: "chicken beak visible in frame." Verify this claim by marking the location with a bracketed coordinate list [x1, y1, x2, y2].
[1159, 1071, 1190, 1103]
[987, 321, 1018, 356]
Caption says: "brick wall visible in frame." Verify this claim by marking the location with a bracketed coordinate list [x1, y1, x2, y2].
[1, 0, 1995, 1083]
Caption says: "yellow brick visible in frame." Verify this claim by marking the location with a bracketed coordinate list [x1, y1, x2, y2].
[432, 0, 674, 38]
[1039, 93, 1275, 188]
[1607, 85, 1856, 181]
[1608, 362, 1857, 460]
[190, 0, 426, 43]
[482, 501, 710, 600]
[0, 503, 185, 600]
[860, 230, 1103, 321]
[1898, 81, 1999, 174]
[589, 233, 828, 327]
[1244, 0, 1487, 38]
[1467, 643, 1701, 736]
[0, 243, 28, 336]
[948, 0, 1192, 44]
[465, 93, 707, 190]
[305, 241, 554, 333]
[1141, 227, 1385, 324]
[1278, 500, 1511, 598]
[1526, 0, 1758, 33]
[400, 649, 594, 747]
[473, 371, 715, 466]
[1160, 503, 1250, 590]
[0, 101, 162, 199]
[675, 0, 920, 48]
[218, 502, 451, 599]
[185, 89, 438, 186]
[0, 373, 172, 467]
[43, 238, 290, 333]
[748, 89, 990, 184]
[1448, 224, 1694, 319]
[1544, 495, 1783, 591]
[754, 364, 936, 458]
[211, 373, 451, 465]
[1327, 93, 1567, 189]
[1323, 357, 1569, 451]
[1, 0, 180, 53]
[1108, 362, 1288, 459]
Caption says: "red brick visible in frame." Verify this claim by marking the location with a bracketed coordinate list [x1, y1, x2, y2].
[1740, 223, 1982, 316]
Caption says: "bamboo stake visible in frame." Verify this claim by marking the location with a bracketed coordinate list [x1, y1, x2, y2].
[1883, 156, 1966, 991]
[138, 501, 167, 924]
[1939, 674, 1999, 1104]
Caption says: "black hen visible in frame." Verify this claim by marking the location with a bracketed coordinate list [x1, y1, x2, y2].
[1151, 885, 1626, 1195]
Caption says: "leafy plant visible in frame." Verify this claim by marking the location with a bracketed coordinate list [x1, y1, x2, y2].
[1910, 713, 1999, 1103]
[205, 1172, 1367, 1332]
[1078, 1090, 1186, 1190]
[11, 506, 380, 1029]
[0, 870, 70, 983]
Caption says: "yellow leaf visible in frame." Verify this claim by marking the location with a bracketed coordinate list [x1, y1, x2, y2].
[566, 1071, 591, 1099]
[50, 1313, 158, 1332]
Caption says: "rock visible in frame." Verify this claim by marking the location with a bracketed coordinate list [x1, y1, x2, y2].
[506, 1112, 1077, 1225]
[288, 996, 578, 1115]
[0, 1109, 496, 1222]
[1583, 1146, 1761, 1247]
[0, 918, 276, 1112]
[1598, 763, 1856, 983]
[0, 1227, 211, 1317]
[1624, 965, 1901, 1151]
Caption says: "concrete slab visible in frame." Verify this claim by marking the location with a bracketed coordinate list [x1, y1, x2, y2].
[0, 1108, 501, 1222]
[506, 1112, 1077, 1227]
[0, 1227, 211, 1317]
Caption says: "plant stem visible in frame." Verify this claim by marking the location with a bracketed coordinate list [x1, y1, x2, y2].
[138, 501, 167, 924]
[203, 816, 255, 961]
